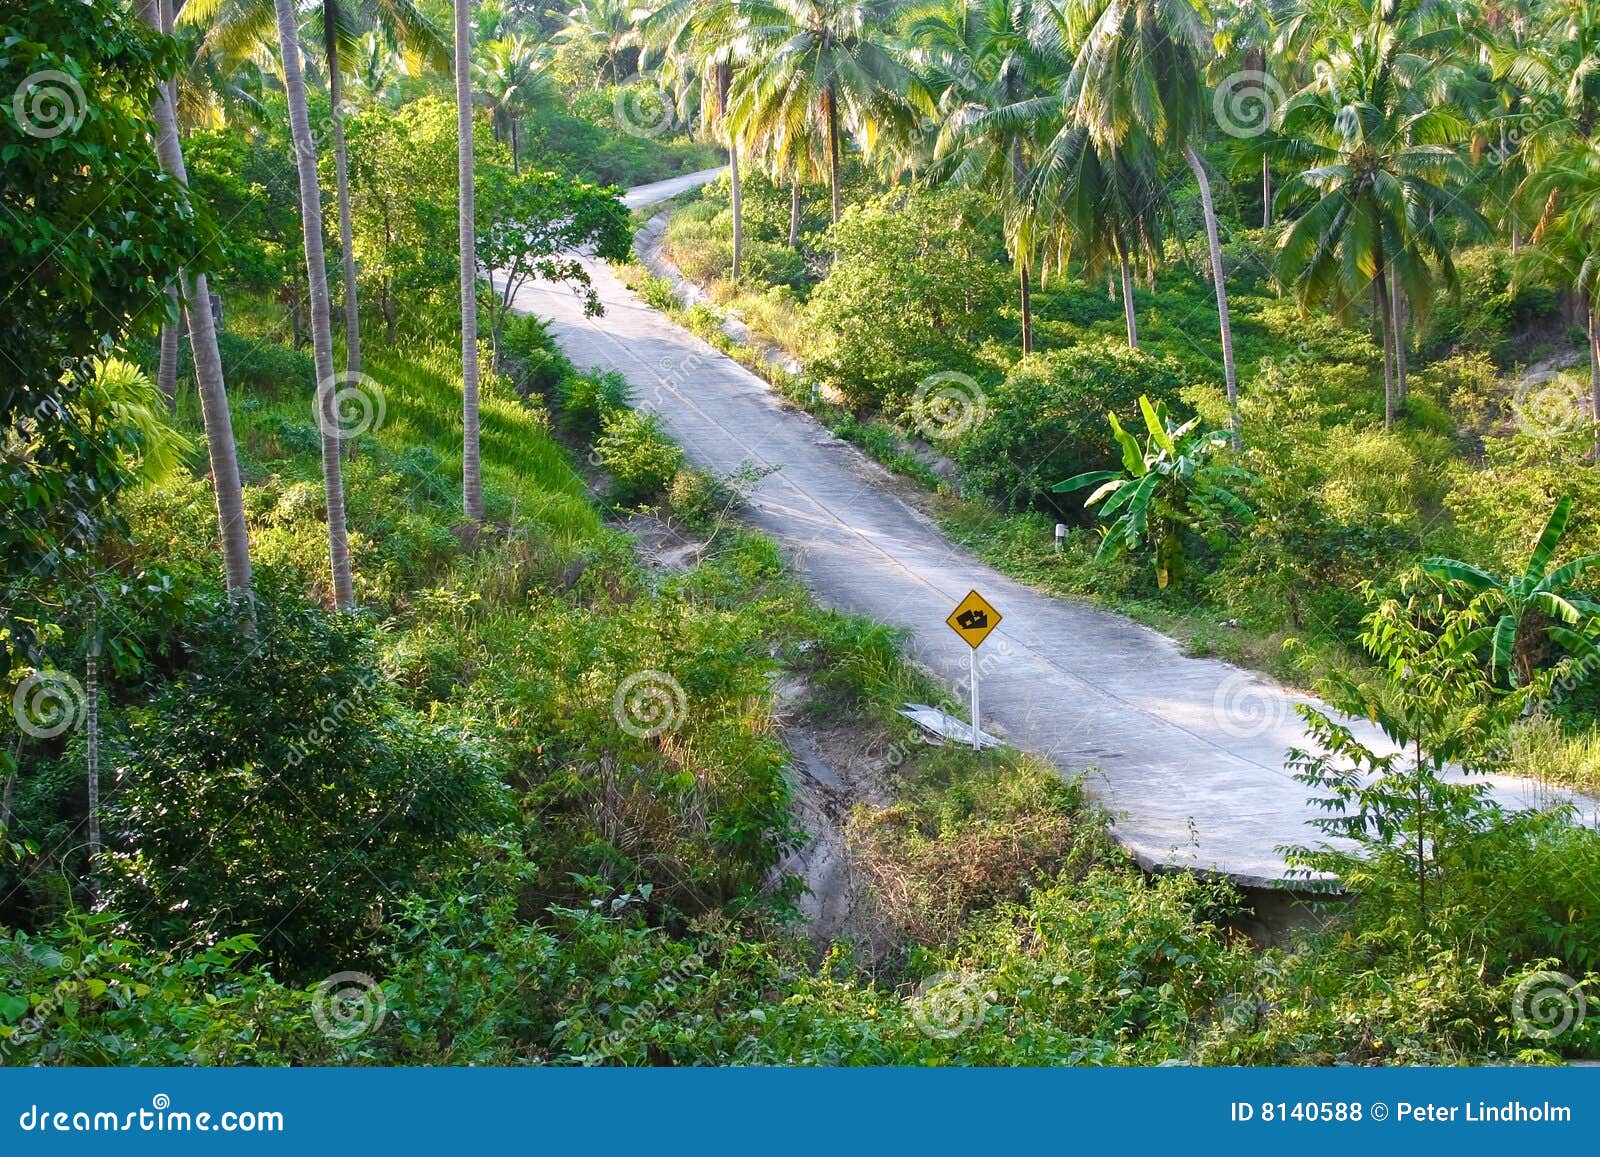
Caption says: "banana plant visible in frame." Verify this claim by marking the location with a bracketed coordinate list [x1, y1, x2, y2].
[1054, 396, 1252, 589]
[1421, 497, 1600, 687]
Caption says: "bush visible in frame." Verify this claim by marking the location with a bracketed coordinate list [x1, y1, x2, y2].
[498, 312, 571, 397]
[556, 370, 628, 438]
[804, 188, 1008, 412]
[596, 408, 684, 504]
[100, 583, 508, 974]
[956, 342, 1187, 512]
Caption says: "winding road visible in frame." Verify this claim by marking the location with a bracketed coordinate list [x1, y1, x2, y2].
[511, 168, 1588, 886]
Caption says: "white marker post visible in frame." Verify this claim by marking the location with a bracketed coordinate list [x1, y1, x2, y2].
[968, 647, 980, 751]
[945, 590, 1002, 753]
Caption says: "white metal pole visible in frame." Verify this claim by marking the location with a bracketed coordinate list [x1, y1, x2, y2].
[969, 646, 980, 751]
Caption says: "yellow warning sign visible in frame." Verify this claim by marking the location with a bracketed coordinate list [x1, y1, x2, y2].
[945, 589, 1002, 649]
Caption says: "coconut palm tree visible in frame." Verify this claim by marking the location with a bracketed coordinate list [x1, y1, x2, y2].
[141, 0, 254, 600]
[1272, 0, 1476, 428]
[905, 0, 1065, 354]
[457, 0, 484, 525]
[719, 0, 931, 224]
[1520, 141, 1600, 455]
[273, 0, 357, 607]
[554, 0, 641, 83]
[185, 0, 449, 378]
[1055, 0, 1243, 445]
[474, 32, 546, 172]
[640, 0, 750, 277]
[1031, 123, 1169, 350]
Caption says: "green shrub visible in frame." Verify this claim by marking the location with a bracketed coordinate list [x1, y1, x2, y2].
[556, 370, 629, 438]
[956, 342, 1186, 512]
[596, 408, 684, 505]
[804, 188, 1007, 412]
[100, 583, 509, 974]
[498, 312, 571, 397]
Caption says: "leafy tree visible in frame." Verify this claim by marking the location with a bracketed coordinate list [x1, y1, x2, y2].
[2, 0, 213, 657]
[346, 98, 461, 340]
[1054, 396, 1252, 588]
[1287, 592, 1526, 926]
[803, 188, 1006, 410]
[1421, 497, 1600, 687]
[101, 584, 506, 971]
[477, 167, 631, 359]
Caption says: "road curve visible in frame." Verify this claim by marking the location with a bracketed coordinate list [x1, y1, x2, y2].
[510, 176, 1588, 886]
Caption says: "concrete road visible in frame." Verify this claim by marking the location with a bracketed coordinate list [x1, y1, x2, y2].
[509, 179, 1587, 886]
[621, 167, 726, 210]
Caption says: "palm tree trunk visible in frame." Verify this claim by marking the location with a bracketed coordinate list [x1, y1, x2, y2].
[1019, 261, 1034, 356]
[157, 285, 180, 405]
[1393, 286, 1408, 413]
[1185, 146, 1240, 449]
[1261, 153, 1272, 229]
[729, 141, 743, 281]
[511, 119, 519, 175]
[275, 0, 355, 608]
[824, 86, 841, 225]
[789, 177, 801, 248]
[323, 6, 362, 377]
[1374, 257, 1396, 430]
[1588, 293, 1599, 460]
[144, 0, 253, 599]
[85, 618, 100, 888]
[1116, 236, 1139, 350]
[456, 0, 484, 525]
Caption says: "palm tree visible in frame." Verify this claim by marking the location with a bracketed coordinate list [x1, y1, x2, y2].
[1520, 142, 1600, 455]
[554, 0, 641, 83]
[186, 0, 449, 379]
[457, 0, 484, 525]
[1031, 121, 1170, 352]
[273, 0, 357, 607]
[906, 0, 1065, 354]
[720, 0, 930, 224]
[641, 0, 748, 278]
[141, 0, 254, 600]
[1056, 0, 1243, 445]
[474, 32, 546, 172]
[1272, 0, 1475, 428]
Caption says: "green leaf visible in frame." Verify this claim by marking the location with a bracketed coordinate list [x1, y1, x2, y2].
[1108, 411, 1144, 476]
[1053, 469, 1122, 494]
[1527, 497, 1574, 581]
[1139, 395, 1175, 456]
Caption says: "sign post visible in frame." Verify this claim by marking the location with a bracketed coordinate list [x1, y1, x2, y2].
[944, 589, 1002, 751]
